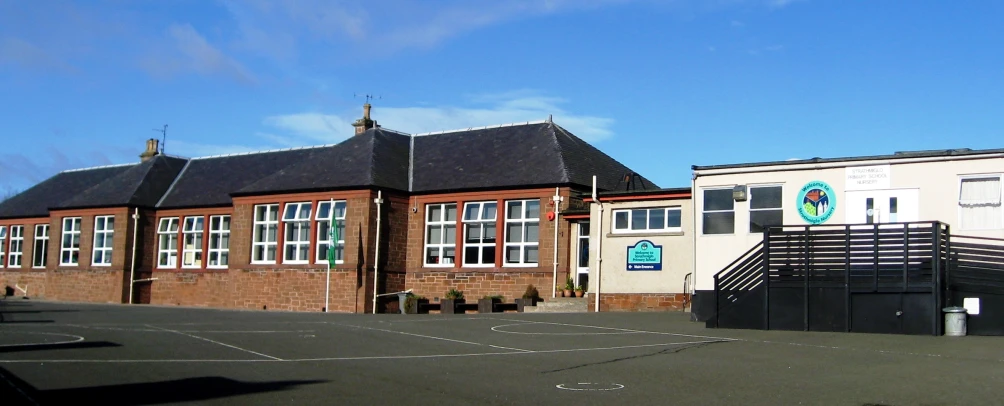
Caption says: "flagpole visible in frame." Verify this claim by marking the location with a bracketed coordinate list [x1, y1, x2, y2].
[325, 198, 333, 313]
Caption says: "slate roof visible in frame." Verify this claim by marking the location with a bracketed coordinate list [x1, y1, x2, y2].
[411, 121, 659, 193]
[55, 155, 188, 210]
[157, 146, 325, 209]
[0, 164, 135, 219]
[234, 128, 411, 196]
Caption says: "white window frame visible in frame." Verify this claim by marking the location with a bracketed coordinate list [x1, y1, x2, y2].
[33, 224, 49, 268]
[315, 201, 346, 265]
[611, 207, 683, 234]
[252, 204, 279, 264]
[702, 187, 736, 235]
[0, 225, 6, 268]
[182, 216, 205, 268]
[958, 174, 1004, 230]
[282, 202, 312, 264]
[424, 203, 457, 267]
[749, 184, 784, 234]
[91, 216, 114, 266]
[503, 199, 540, 267]
[157, 217, 179, 268]
[60, 217, 82, 266]
[462, 201, 498, 267]
[208, 215, 230, 269]
[8, 225, 24, 268]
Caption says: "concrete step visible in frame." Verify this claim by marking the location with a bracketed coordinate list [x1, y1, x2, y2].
[524, 297, 588, 313]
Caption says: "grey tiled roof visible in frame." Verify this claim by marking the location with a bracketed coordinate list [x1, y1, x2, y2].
[0, 164, 135, 219]
[56, 155, 188, 210]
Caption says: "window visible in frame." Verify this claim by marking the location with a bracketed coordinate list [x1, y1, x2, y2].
[612, 207, 682, 233]
[7, 225, 23, 267]
[749, 185, 783, 233]
[504, 199, 540, 266]
[462, 202, 497, 266]
[703, 188, 735, 235]
[91, 216, 114, 266]
[182, 216, 204, 268]
[157, 217, 179, 268]
[33, 224, 49, 268]
[424, 203, 457, 266]
[208, 216, 230, 268]
[283, 202, 312, 263]
[60, 217, 82, 266]
[252, 204, 279, 263]
[960, 176, 1003, 229]
[0, 226, 6, 267]
[316, 201, 346, 265]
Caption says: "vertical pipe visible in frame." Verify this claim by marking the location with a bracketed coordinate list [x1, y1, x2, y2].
[592, 176, 603, 312]
[373, 191, 383, 314]
[129, 208, 139, 305]
[552, 187, 560, 299]
[325, 198, 333, 313]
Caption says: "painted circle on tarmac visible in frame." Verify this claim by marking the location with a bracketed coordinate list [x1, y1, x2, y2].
[556, 383, 625, 391]
[0, 332, 85, 347]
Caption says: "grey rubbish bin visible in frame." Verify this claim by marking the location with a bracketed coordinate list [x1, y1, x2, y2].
[943, 306, 968, 336]
[397, 292, 410, 314]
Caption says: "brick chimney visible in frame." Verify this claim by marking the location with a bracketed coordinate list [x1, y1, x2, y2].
[140, 138, 160, 162]
[351, 103, 378, 135]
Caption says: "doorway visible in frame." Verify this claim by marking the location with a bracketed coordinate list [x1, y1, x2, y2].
[845, 189, 919, 224]
[575, 222, 589, 291]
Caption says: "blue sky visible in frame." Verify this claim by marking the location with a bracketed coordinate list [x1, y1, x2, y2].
[3, 0, 1004, 195]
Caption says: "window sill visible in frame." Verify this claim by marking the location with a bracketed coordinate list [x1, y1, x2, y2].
[608, 231, 685, 238]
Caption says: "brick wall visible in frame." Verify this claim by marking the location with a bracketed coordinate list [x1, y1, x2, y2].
[587, 293, 689, 312]
[384, 194, 410, 273]
[406, 271, 553, 302]
[46, 269, 126, 303]
[1, 270, 46, 298]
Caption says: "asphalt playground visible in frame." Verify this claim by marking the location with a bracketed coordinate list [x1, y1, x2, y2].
[1, 298, 1002, 405]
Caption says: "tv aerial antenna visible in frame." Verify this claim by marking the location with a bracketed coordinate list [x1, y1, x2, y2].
[354, 93, 382, 104]
[152, 125, 167, 154]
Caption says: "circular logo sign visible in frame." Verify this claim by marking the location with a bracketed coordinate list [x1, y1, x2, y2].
[796, 180, 836, 225]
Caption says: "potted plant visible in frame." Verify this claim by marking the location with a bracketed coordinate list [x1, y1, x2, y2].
[404, 293, 428, 314]
[563, 276, 574, 298]
[517, 284, 540, 312]
[574, 285, 585, 298]
[478, 294, 504, 313]
[556, 285, 565, 297]
[441, 288, 465, 314]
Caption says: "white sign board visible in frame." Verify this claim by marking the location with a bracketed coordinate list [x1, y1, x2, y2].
[845, 165, 891, 190]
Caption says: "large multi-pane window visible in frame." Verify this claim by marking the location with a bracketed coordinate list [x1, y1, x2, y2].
[252, 204, 279, 263]
[33, 224, 49, 268]
[959, 176, 1003, 230]
[612, 207, 682, 233]
[60, 217, 82, 266]
[91, 216, 114, 266]
[504, 199, 540, 266]
[315, 201, 346, 264]
[157, 217, 179, 268]
[749, 185, 783, 233]
[462, 201, 497, 266]
[424, 203, 457, 266]
[283, 202, 312, 263]
[0, 226, 6, 266]
[182, 216, 204, 268]
[702, 188, 735, 235]
[8, 225, 23, 267]
[208, 215, 230, 268]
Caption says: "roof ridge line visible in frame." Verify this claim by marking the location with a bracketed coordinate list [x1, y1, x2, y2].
[411, 120, 549, 137]
[61, 162, 135, 173]
[191, 144, 336, 160]
[549, 123, 573, 184]
[156, 159, 192, 208]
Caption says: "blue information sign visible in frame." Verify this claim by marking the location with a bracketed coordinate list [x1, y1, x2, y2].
[626, 240, 662, 271]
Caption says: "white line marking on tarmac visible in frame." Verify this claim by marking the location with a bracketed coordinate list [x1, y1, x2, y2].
[556, 383, 625, 391]
[329, 322, 534, 352]
[491, 323, 644, 335]
[145, 325, 284, 361]
[0, 332, 86, 347]
[494, 318, 739, 341]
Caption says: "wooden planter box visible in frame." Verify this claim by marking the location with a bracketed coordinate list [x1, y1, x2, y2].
[404, 298, 429, 314]
[516, 297, 538, 312]
[440, 298, 465, 314]
[478, 298, 502, 313]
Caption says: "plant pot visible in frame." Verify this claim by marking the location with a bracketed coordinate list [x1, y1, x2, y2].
[478, 298, 501, 313]
[574, 290, 584, 298]
[441, 298, 465, 314]
[516, 297, 537, 312]
[563, 289, 573, 297]
[405, 297, 429, 314]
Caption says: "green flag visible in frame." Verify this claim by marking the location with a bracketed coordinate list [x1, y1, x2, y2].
[327, 216, 339, 268]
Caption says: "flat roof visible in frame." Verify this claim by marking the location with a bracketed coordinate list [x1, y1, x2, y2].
[692, 148, 1004, 171]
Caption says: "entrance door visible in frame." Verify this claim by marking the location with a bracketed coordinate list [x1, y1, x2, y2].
[576, 222, 590, 291]
[845, 189, 919, 224]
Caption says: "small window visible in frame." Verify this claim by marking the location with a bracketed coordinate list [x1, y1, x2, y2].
[462, 201, 497, 266]
[612, 207, 682, 233]
[424, 203, 457, 266]
[0, 226, 6, 267]
[252, 204, 279, 263]
[91, 216, 114, 266]
[283, 202, 312, 263]
[157, 217, 179, 268]
[504, 199, 540, 266]
[749, 185, 783, 233]
[316, 201, 346, 265]
[33, 224, 49, 268]
[182, 216, 204, 268]
[8, 225, 24, 268]
[208, 216, 230, 268]
[959, 176, 1003, 230]
[703, 188, 735, 235]
[60, 217, 82, 266]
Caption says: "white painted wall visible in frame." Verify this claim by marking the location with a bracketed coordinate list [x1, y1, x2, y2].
[589, 197, 694, 294]
[692, 154, 1004, 292]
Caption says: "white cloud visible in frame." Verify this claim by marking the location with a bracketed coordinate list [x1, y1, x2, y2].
[141, 24, 256, 84]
